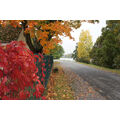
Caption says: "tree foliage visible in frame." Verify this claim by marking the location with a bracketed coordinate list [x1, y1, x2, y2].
[0, 41, 45, 100]
[0, 20, 98, 54]
[49, 44, 64, 59]
[0, 25, 21, 43]
[72, 44, 79, 61]
[69, 20, 99, 29]
[90, 20, 120, 69]
[77, 30, 93, 63]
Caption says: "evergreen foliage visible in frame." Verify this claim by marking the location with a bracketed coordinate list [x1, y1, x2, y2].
[90, 20, 120, 69]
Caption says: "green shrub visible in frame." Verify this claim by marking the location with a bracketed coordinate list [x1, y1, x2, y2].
[113, 55, 120, 69]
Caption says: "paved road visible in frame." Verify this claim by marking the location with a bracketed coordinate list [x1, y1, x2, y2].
[60, 60, 120, 100]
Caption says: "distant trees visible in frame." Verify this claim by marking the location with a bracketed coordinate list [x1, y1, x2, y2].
[63, 53, 73, 58]
[49, 44, 64, 59]
[90, 20, 120, 69]
[72, 30, 93, 63]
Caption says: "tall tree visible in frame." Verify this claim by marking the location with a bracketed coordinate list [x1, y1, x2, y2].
[72, 44, 79, 61]
[77, 30, 93, 63]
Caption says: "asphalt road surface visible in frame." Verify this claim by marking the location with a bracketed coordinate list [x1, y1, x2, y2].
[60, 60, 120, 100]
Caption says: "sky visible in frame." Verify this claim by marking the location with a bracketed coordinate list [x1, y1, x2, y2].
[61, 20, 106, 55]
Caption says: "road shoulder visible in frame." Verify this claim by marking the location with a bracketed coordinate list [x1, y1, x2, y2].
[60, 62, 106, 100]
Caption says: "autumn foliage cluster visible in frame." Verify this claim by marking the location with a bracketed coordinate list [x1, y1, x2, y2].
[72, 30, 93, 63]
[0, 20, 73, 54]
[0, 41, 45, 100]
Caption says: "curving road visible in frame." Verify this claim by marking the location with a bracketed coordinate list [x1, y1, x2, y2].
[60, 60, 120, 100]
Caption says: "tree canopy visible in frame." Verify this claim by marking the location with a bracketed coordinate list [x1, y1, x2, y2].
[77, 30, 93, 59]
[49, 44, 64, 59]
[0, 20, 98, 54]
[72, 30, 93, 63]
[90, 20, 120, 69]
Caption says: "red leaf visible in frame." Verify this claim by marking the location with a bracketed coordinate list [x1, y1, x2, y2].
[2, 76, 7, 84]
[0, 70, 3, 78]
[41, 96, 46, 100]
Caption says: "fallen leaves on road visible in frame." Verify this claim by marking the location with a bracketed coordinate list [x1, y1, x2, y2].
[44, 62, 106, 100]
[44, 62, 75, 100]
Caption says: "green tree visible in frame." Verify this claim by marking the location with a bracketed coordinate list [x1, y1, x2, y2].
[49, 44, 64, 59]
[90, 20, 120, 68]
[72, 44, 79, 61]
[77, 30, 93, 63]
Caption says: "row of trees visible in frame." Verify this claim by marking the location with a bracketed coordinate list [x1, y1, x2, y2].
[73, 21, 120, 69]
[72, 30, 93, 63]
[90, 20, 120, 69]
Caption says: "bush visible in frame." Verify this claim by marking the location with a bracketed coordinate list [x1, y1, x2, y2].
[113, 55, 120, 69]
[75, 57, 90, 64]
[0, 41, 45, 100]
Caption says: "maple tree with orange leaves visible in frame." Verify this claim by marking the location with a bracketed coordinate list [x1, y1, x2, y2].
[0, 20, 98, 54]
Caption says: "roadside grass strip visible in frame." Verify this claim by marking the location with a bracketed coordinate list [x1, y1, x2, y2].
[77, 62, 120, 75]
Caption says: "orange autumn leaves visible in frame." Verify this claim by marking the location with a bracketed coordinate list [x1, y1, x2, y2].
[0, 20, 22, 28]
[0, 20, 73, 54]
[27, 20, 73, 54]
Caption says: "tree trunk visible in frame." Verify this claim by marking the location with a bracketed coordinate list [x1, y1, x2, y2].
[22, 20, 43, 53]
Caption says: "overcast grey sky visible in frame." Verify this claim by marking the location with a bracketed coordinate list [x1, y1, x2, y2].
[61, 20, 106, 54]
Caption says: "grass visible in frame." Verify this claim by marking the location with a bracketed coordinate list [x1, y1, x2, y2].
[44, 62, 74, 100]
[77, 62, 120, 75]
